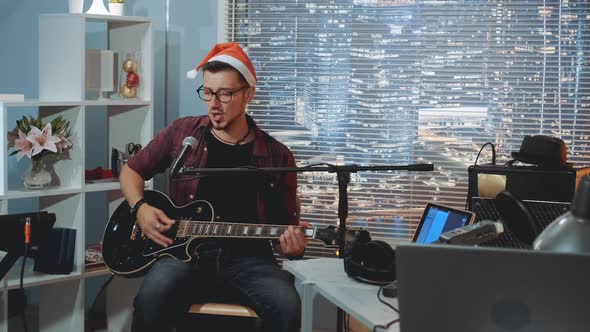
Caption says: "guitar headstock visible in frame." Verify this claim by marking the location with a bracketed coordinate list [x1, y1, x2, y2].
[313, 226, 371, 250]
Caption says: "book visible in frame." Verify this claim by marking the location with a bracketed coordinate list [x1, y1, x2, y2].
[0, 94, 25, 102]
[85, 241, 105, 268]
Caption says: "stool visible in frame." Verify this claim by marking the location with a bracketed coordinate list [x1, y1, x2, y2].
[188, 302, 258, 318]
[187, 302, 261, 332]
[186, 195, 300, 330]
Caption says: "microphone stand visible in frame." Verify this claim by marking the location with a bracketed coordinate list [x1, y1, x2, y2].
[179, 163, 433, 332]
[178, 163, 434, 256]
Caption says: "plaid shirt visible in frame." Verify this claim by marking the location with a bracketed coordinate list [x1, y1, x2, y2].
[127, 115, 299, 226]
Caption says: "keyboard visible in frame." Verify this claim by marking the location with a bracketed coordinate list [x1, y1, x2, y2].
[471, 197, 571, 248]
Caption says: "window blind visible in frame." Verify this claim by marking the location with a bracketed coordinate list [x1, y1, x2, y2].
[221, 0, 590, 249]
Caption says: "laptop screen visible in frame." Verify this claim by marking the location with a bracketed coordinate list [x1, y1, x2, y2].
[413, 203, 475, 244]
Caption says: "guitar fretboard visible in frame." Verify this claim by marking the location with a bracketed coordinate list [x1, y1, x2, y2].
[176, 220, 316, 240]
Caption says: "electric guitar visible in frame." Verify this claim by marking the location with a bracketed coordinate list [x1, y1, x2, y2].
[102, 190, 343, 278]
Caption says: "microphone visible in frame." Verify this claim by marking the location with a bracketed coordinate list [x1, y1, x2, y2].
[494, 191, 539, 246]
[439, 220, 504, 245]
[169, 136, 198, 178]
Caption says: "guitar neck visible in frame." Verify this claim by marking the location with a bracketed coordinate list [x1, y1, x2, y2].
[176, 220, 317, 240]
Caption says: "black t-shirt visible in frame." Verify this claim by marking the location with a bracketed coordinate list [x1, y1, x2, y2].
[196, 130, 271, 255]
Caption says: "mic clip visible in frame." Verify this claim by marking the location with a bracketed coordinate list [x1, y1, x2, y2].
[178, 166, 196, 175]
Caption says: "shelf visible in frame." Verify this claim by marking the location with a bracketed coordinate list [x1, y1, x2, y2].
[0, 12, 153, 332]
[0, 100, 152, 107]
[84, 265, 112, 278]
[5, 259, 83, 290]
[84, 99, 152, 106]
[43, 13, 152, 24]
[1, 186, 82, 200]
[0, 100, 82, 108]
[4, 273, 83, 290]
[84, 180, 120, 192]
[83, 179, 152, 193]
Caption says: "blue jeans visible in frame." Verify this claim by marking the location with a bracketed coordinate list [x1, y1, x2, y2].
[131, 246, 301, 332]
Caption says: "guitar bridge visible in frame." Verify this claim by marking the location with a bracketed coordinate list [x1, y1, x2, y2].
[130, 222, 140, 240]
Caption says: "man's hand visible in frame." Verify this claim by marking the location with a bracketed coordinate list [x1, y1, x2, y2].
[136, 204, 175, 247]
[279, 221, 311, 258]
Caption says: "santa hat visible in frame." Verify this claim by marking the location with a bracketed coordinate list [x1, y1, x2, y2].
[186, 42, 257, 86]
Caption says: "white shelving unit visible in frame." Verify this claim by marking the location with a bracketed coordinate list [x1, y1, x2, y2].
[0, 13, 153, 332]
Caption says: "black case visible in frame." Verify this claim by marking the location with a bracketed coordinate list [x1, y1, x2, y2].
[34, 227, 76, 275]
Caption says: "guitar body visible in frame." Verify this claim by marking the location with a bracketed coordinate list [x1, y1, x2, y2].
[102, 190, 214, 278]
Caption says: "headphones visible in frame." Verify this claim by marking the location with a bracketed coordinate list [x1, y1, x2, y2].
[343, 238, 396, 285]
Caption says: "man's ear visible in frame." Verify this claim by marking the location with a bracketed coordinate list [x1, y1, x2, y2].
[245, 86, 256, 103]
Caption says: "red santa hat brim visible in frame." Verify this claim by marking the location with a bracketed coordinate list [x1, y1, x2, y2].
[187, 42, 257, 86]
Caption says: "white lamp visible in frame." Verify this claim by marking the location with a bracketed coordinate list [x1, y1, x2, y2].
[533, 176, 590, 253]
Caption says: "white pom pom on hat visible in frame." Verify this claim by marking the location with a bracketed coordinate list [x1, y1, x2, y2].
[186, 42, 257, 86]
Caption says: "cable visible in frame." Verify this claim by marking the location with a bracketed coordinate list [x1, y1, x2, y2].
[19, 220, 31, 332]
[377, 285, 398, 313]
[86, 273, 116, 331]
[371, 285, 400, 331]
[466, 141, 497, 209]
[473, 142, 496, 167]
[373, 319, 399, 332]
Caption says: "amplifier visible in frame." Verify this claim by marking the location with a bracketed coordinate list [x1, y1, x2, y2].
[467, 164, 590, 210]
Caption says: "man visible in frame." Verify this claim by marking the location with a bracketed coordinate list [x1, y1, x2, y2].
[120, 42, 308, 332]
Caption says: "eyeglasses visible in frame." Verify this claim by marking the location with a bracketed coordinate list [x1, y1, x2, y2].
[196, 85, 249, 103]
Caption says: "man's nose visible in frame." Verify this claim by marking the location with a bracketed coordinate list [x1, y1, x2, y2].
[208, 94, 222, 107]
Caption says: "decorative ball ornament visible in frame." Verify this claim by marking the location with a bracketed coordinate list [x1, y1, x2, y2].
[123, 59, 138, 73]
[119, 54, 140, 98]
[119, 85, 137, 98]
[126, 72, 140, 88]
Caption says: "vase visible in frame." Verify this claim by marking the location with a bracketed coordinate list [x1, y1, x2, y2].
[23, 158, 53, 189]
[108, 2, 124, 16]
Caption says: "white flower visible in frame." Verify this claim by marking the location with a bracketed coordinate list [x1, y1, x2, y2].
[14, 129, 33, 160]
[26, 124, 62, 156]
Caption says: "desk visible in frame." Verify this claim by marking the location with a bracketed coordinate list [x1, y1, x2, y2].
[283, 258, 399, 332]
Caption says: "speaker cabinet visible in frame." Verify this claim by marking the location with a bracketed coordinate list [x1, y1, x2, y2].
[467, 164, 590, 210]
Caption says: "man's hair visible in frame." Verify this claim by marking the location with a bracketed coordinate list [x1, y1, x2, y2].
[201, 61, 250, 87]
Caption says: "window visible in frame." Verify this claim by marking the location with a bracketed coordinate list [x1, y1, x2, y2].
[221, 0, 590, 249]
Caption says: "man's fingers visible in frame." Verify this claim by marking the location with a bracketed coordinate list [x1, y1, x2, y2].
[148, 228, 173, 247]
[281, 232, 292, 250]
[299, 221, 311, 228]
[152, 237, 168, 248]
[156, 210, 175, 227]
[290, 226, 308, 248]
[293, 231, 307, 249]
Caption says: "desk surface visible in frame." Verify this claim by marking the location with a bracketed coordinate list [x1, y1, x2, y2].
[284, 258, 399, 331]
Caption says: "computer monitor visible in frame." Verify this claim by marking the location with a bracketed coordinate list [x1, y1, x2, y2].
[396, 244, 590, 332]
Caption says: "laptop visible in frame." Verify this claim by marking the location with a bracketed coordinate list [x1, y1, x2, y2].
[412, 202, 475, 244]
[396, 244, 590, 332]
